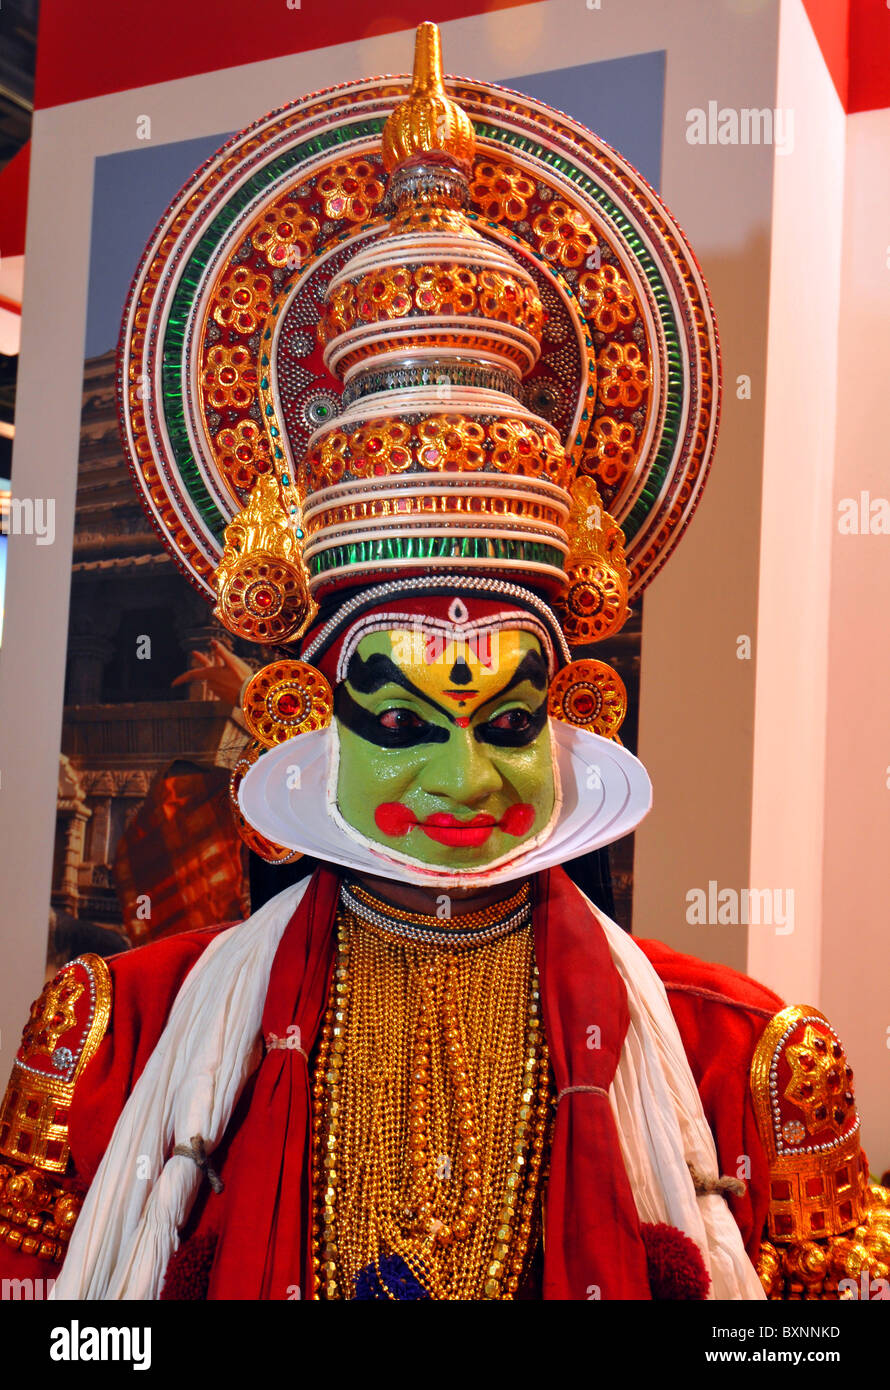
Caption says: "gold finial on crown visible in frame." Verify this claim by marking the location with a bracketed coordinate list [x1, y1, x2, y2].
[381, 21, 476, 173]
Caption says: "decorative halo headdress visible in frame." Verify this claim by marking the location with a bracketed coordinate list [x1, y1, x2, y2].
[118, 22, 721, 882]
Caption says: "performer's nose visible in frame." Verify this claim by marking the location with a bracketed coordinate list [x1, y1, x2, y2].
[418, 733, 503, 803]
[448, 658, 474, 685]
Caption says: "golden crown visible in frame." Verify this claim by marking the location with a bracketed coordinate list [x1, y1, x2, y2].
[215, 23, 628, 651]
[120, 21, 721, 662]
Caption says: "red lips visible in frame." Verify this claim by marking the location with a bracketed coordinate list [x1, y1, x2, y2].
[374, 802, 535, 847]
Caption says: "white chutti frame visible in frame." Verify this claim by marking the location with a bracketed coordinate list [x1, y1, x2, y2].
[239, 718, 652, 888]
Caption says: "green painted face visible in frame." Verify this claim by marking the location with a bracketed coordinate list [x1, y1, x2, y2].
[334, 625, 556, 869]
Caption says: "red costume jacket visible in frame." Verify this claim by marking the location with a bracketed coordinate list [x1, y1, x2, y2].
[0, 868, 875, 1299]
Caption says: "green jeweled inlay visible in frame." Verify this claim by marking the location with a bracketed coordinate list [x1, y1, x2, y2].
[159, 117, 386, 540]
[309, 535, 564, 575]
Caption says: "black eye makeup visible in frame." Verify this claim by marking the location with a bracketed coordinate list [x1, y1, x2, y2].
[474, 701, 548, 748]
[335, 685, 448, 748]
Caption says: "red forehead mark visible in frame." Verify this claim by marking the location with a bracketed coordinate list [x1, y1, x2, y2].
[422, 631, 495, 667]
[455, 716, 470, 727]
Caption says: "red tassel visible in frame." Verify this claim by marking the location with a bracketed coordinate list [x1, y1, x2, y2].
[160, 1231, 218, 1300]
[640, 1222, 710, 1300]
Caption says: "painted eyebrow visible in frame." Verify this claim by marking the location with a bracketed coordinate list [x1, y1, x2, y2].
[473, 650, 549, 718]
[343, 650, 457, 723]
[344, 645, 549, 725]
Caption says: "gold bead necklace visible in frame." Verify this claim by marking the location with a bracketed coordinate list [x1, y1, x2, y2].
[341, 877, 532, 948]
[310, 886, 552, 1300]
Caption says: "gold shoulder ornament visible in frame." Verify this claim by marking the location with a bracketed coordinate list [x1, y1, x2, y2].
[751, 1004, 890, 1298]
[0, 953, 112, 1263]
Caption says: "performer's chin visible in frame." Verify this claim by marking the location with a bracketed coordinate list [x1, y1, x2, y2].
[341, 811, 557, 879]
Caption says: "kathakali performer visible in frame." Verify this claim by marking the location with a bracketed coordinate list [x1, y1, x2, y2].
[0, 24, 887, 1300]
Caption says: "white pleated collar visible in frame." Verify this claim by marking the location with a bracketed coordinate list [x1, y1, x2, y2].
[238, 719, 653, 888]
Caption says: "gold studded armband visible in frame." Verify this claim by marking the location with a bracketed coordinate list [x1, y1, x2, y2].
[0, 953, 111, 1263]
[751, 1004, 890, 1298]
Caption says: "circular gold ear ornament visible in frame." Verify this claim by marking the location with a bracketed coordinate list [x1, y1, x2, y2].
[242, 659, 333, 748]
[548, 659, 627, 740]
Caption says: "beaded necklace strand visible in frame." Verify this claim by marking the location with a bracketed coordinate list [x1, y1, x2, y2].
[310, 881, 553, 1299]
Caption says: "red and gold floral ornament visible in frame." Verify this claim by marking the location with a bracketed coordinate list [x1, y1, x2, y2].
[241, 659, 333, 748]
[317, 160, 386, 223]
[468, 161, 536, 223]
[320, 263, 543, 342]
[230, 658, 335, 861]
[229, 659, 333, 863]
[547, 659, 627, 743]
[303, 414, 569, 492]
[252, 202, 320, 270]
